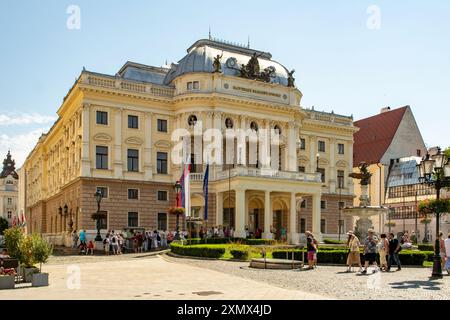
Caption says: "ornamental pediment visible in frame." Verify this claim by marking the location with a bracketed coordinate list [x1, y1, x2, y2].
[336, 160, 348, 168]
[297, 155, 310, 164]
[93, 133, 112, 142]
[125, 137, 143, 145]
[154, 140, 171, 148]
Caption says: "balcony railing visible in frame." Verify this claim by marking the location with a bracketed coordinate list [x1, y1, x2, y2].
[215, 167, 321, 183]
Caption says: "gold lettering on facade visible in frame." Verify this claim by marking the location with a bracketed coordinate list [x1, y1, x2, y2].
[232, 86, 281, 98]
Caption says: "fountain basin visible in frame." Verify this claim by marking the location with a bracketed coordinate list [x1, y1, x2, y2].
[343, 206, 388, 218]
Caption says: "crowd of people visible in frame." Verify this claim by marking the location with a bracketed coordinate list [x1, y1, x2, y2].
[305, 229, 450, 275]
[70, 229, 173, 255]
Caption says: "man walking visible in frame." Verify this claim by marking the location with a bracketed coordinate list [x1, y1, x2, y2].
[387, 233, 402, 272]
[361, 229, 379, 274]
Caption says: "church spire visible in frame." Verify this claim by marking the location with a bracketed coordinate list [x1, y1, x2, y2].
[1, 150, 17, 179]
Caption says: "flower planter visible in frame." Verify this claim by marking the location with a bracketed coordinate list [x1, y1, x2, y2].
[0, 275, 15, 290]
[22, 267, 39, 283]
[32, 273, 49, 287]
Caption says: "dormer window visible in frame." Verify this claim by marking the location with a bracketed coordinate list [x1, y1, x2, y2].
[188, 115, 198, 126]
[187, 81, 200, 91]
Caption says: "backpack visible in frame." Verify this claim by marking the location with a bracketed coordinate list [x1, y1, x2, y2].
[112, 236, 116, 244]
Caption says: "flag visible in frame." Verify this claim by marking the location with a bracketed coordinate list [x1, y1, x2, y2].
[203, 163, 209, 221]
[12, 214, 17, 227]
[20, 210, 27, 228]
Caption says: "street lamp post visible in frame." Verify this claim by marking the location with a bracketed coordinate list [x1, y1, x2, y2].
[417, 148, 450, 279]
[94, 190, 103, 241]
[338, 175, 343, 241]
[173, 180, 182, 240]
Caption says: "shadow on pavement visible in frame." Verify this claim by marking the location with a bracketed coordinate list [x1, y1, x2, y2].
[388, 280, 442, 291]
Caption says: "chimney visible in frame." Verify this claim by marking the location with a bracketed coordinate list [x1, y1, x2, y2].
[380, 106, 391, 114]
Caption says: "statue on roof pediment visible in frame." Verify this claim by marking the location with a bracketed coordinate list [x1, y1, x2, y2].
[212, 53, 223, 73]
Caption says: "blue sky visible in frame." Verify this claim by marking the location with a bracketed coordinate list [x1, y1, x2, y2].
[1, 0, 449, 166]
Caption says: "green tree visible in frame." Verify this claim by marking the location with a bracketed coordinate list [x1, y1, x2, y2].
[32, 234, 53, 272]
[3, 227, 25, 259]
[0, 217, 8, 234]
[444, 147, 450, 159]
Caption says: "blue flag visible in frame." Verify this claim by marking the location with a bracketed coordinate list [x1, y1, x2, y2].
[203, 164, 209, 221]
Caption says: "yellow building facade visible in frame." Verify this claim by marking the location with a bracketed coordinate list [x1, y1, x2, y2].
[22, 39, 357, 245]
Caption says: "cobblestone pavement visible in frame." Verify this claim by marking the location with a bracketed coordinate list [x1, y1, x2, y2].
[0, 254, 325, 300]
[162, 255, 450, 300]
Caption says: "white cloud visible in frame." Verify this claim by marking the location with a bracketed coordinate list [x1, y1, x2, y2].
[0, 113, 57, 126]
[0, 128, 49, 168]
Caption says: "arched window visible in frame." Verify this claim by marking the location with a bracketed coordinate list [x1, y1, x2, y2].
[188, 115, 197, 126]
[250, 121, 259, 132]
[225, 117, 234, 129]
[274, 125, 282, 135]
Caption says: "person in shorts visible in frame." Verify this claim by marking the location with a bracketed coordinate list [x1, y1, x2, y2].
[361, 229, 379, 274]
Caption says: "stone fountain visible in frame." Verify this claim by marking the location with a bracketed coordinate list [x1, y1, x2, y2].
[343, 162, 388, 239]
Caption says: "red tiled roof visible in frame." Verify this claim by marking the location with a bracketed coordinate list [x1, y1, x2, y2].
[353, 106, 408, 166]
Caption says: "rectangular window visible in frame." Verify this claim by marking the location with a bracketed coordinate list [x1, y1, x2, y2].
[317, 168, 326, 183]
[157, 119, 168, 132]
[338, 143, 345, 155]
[300, 218, 306, 233]
[298, 166, 306, 173]
[321, 219, 326, 234]
[157, 152, 168, 174]
[128, 212, 139, 227]
[158, 213, 168, 230]
[7, 198, 12, 205]
[187, 82, 193, 91]
[96, 111, 108, 125]
[128, 115, 138, 129]
[128, 189, 139, 200]
[193, 81, 200, 90]
[318, 141, 326, 152]
[158, 191, 168, 201]
[96, 187, 108, 199]
[339, 201, 346, 209]
[127, 149, 139, 172]
[337, 170, 345, 188]
[96, 146, 108, 170]
[417, 149, 421, 157]
[300, 138, 306, 150]
[7, 211, 12, 219]
[321, 200, 327, 210]
[300, 199, 307, 209]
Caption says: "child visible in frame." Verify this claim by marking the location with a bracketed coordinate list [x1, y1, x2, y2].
[86, 241, 94, 255]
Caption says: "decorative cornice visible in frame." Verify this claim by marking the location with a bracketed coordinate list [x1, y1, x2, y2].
[93, 133, 113, 142]
[124, 137, 144, 146]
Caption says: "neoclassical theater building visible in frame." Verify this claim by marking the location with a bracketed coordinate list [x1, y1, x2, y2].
[22, 38, 357, 244]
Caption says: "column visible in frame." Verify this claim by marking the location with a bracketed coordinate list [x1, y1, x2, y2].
[289, 192, 299, 244]
[245, 192, 249, 229]
[234, 188, 246, 238]
[81, 104, 91, 177]
[287, 122, 298, 172]
[238, 115, 247, 166]
[113, 108, 123, 179]
[312, 193, 323, 241]
[216, 192, 223, 226]
[309, 135, 317, 173]
[144, 112, 153, 180]
[213, 112, 223, 175]
[261, 120, 271, 170]
[263, 190, 273, 239]
[329, 138, 336, 193]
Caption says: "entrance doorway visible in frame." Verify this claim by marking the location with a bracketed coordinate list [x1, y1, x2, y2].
[274, 210, 282, 240]
[223, 208, 235, 229]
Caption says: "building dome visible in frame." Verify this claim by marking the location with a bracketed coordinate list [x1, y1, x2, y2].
[163, 39, 291, 86]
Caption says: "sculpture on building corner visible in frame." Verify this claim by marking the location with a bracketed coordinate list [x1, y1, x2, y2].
[212, 53, 223, 73]
[287, 69, 296, 87]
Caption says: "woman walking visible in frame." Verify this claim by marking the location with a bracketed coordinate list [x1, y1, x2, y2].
[378, 234, 389, 271]
[346, 231, 362, 272]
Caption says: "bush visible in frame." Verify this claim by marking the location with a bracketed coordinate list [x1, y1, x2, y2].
[230, 248, 250, 260]
[19, 235, 36, 268]
[3, 227, 24, 260]
[184, 238, 275, 246]
[272, 249, 428, 266]
[0, 217, 8, 234]
[418, 244, 434, 251]
[170, 243, 226, 259]
[323, 239, 346, 245]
